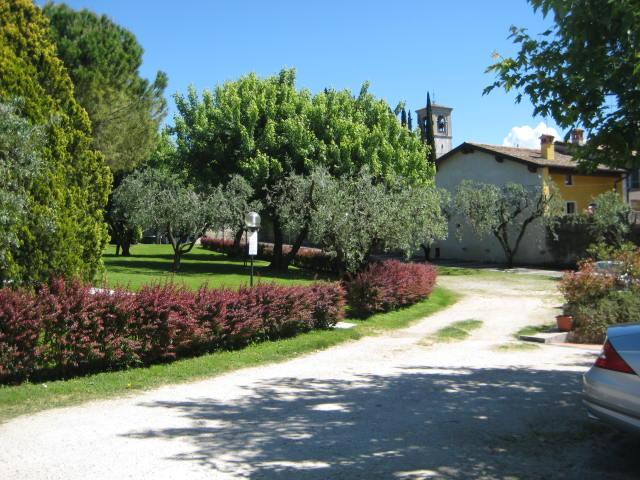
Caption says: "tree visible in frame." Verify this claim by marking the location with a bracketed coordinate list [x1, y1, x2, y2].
[0, 0, 111, 284]
[485, 0, 640, 169]
[171, 69, 433, 271]
[587, 190, 632, 248]
[0, 102, 43, 283]
[113, 170, 256, 271]
[423, 93, 437, 164]
[273, 168, 448, 274]
[455, 180, 562, 267]
[43, 2, 168, 174]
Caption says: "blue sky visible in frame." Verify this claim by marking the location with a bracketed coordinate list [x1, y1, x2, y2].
[42, 0, 562, 147]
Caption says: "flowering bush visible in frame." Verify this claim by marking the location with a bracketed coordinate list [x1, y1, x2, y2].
[559, 246, 640, 342]
[345, 260, 437, 318]
[200, 236, 337, 273]
[0, 279, 345, 384]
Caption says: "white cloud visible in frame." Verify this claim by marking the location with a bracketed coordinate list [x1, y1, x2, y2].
[502, 122, 560, 149]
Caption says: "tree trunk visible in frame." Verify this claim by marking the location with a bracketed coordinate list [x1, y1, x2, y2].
[233, 228, 244, 256]
[421, 243, 431, 261]
[270, 215, 287, 272]
[121, 240, 131, 257]
[283, 225, 309, 270]
[115, 242, 121, 256]
[172, 250, 181, 272]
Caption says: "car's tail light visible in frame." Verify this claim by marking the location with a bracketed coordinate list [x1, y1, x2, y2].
[595, 340, 635, 374]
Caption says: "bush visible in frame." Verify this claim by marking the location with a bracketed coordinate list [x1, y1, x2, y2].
[0, 279, 345, 384]
[573, 291, 640, 343]
[345, 260, 437, 318]
[559, 246, 640, 343]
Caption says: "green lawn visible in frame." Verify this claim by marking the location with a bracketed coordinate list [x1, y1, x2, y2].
[0, 287, 458, 423]
[100, 243, 334, 291]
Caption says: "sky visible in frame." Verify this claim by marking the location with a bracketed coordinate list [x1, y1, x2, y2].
[41, 0, 563, 148]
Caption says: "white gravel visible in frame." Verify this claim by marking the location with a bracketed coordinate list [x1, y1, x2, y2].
[1, 273, 638, 480]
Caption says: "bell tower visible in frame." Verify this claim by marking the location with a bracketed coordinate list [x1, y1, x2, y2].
[416, 102, 453, 158]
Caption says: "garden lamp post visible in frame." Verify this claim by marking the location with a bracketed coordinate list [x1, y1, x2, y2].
[244, 212, 261, 287]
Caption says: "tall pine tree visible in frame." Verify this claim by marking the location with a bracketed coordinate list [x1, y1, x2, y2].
[425, 93, 437, 164]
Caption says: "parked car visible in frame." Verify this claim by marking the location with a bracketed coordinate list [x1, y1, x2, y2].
[583, 323, 640, 434]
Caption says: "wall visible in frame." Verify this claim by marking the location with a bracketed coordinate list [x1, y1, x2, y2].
[434, 150, 554, 265]
[548, 171, 623, 213]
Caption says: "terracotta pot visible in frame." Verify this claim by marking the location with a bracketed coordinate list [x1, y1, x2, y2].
[556, 315, 574, 332]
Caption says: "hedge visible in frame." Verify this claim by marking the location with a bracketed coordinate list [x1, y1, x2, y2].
[200, 236, 337, 273]
[0, 279, 345, 384]
[345, 260, 437, 318]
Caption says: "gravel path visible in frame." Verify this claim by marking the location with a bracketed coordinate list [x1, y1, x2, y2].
[1, 273, 638, 480]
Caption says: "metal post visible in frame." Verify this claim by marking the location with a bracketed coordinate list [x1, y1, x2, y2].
[250, 255, 254, 287]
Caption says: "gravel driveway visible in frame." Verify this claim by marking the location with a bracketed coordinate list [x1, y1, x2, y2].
[1, 272, 638, 479]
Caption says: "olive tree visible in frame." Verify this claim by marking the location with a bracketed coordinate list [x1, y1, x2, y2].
[454, 180, 562, 267]
[113, 169, 256, 270]
[273, 168, 448, 274]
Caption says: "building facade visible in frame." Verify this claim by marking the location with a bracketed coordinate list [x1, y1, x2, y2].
[434, 135, 625, 265]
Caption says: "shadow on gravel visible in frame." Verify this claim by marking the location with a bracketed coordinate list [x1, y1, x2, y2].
[125, 362, 640, 480]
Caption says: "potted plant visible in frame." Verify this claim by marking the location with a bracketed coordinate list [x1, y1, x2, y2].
[556, 310, 573, 332]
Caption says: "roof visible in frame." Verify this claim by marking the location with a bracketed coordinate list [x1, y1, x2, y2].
[438, 142, 624, 174]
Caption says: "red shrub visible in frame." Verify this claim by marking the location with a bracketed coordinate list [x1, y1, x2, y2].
[0, 279, 345, 384]
[0, 288, 44, 380]
[346, 260, 437, 318]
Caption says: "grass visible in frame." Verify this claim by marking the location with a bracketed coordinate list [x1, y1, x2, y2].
[514, 323, 556, 339]
[100, 243, 335, 291]
[0, 287, 459, 423]
[493, 342, 540, 352]
[428, 319, 483, 343]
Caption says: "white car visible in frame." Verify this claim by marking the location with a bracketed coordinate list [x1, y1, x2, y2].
[583, 323, 640, 434]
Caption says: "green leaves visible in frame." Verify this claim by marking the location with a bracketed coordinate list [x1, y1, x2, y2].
[43, 3, 167, 174]
[0, 0, 111, 284]
[486, 0, 640, 169]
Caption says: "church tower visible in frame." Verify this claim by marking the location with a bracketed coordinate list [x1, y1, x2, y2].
[416, 102, 453, 158]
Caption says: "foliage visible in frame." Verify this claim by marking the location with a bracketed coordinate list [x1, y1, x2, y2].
[547, 190, 633, 262]
[43, 2, 168, 174]
[345, 260, 437, 318]
[171, 69, 433, 270]
[573, 291, 640, 344]
[273, 168, 447, 273]
[0, 278, 345, 384]
[485, 0, 640, 169]
[0, 0, 111, 284]
[559, 247, 640, 342]
[112, 169, 257, 270]
[0, 102, 43, 282]
[455, 180, 562, 267]
[423, 92, 436, 164]
[559, 263, 616, 307]
[587, 190, 632, 247]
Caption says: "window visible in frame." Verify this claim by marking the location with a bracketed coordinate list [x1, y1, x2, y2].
[566, 202, 576, 214]
[437, 115, 446, 134]
[564, 174, 573, 186]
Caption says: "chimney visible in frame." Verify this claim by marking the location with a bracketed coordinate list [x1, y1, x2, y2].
[570, 128, 584, 145]
[540, 134, 555, 160]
